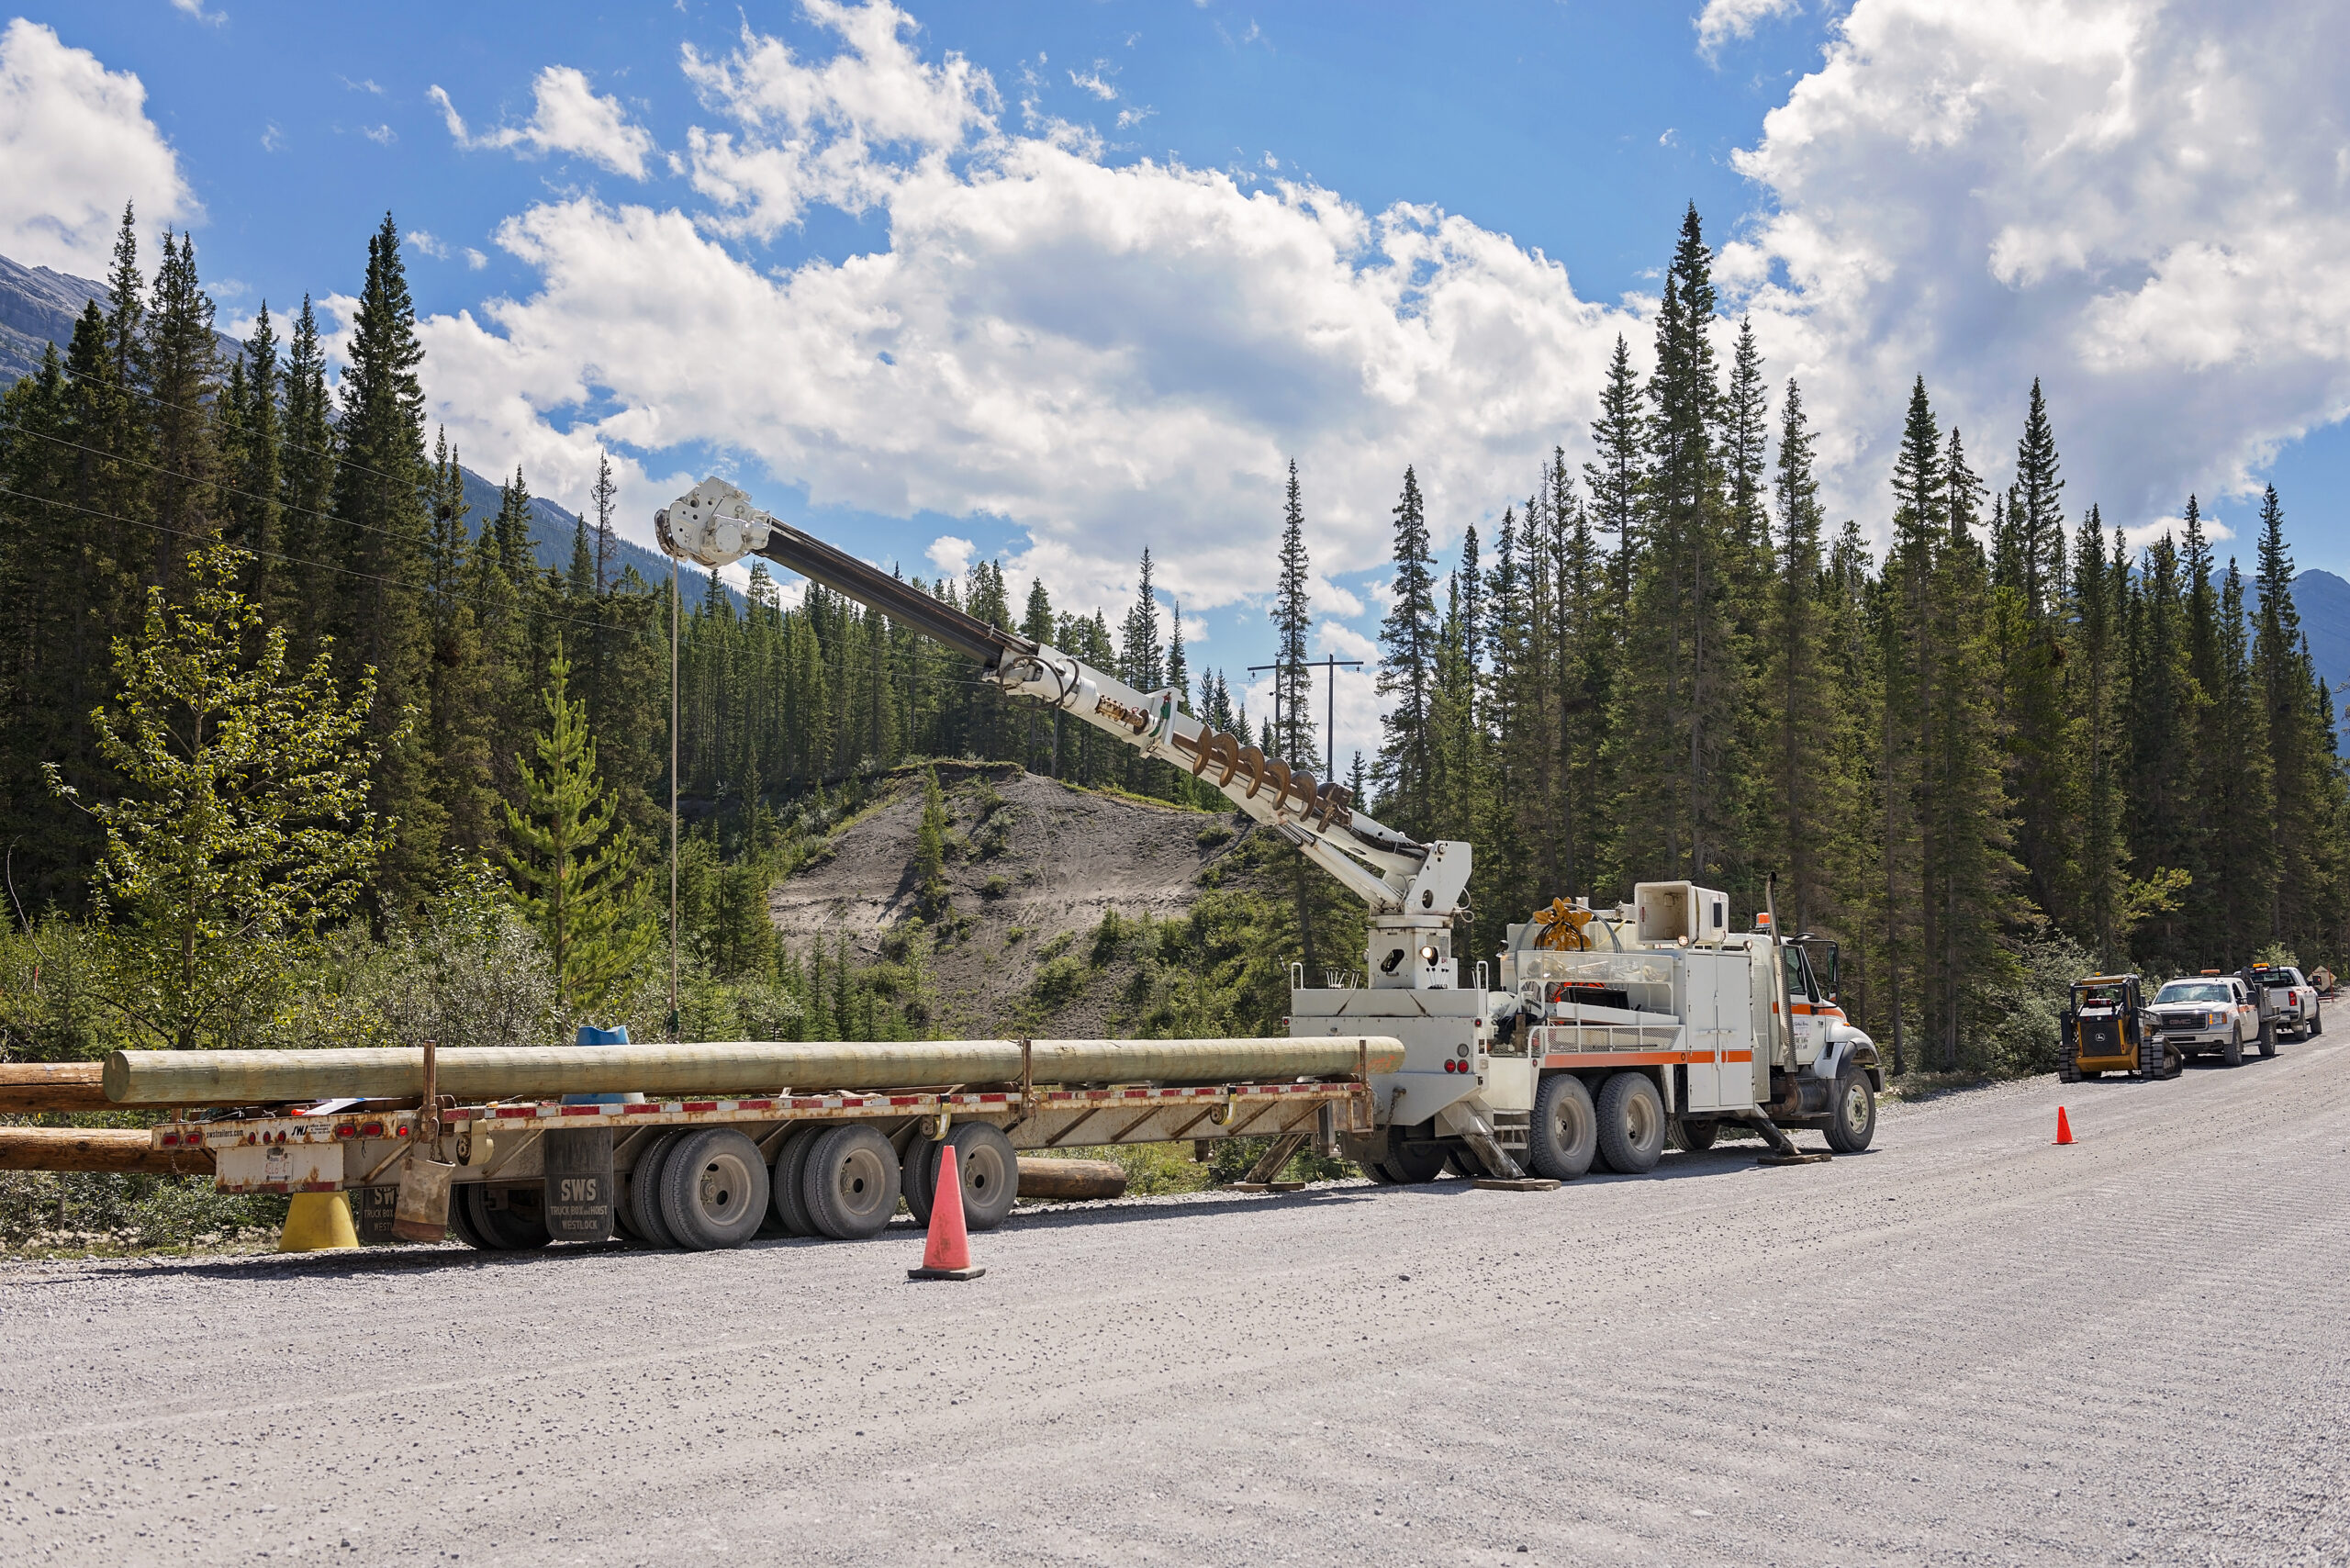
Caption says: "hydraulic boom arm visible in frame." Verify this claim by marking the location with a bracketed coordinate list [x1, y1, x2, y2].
[656, 478, 1472, 962]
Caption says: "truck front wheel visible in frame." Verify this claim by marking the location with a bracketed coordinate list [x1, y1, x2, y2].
[1595, 1072, 1665, 1174]
[1528, 1073, 1598, 1180]
[1822, 1069, 1876, 1154]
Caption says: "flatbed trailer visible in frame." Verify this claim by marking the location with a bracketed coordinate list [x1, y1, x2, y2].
[151, 1070, 1377, 1252]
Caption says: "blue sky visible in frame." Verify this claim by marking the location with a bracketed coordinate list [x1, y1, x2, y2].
[7, 0, 2348, 764]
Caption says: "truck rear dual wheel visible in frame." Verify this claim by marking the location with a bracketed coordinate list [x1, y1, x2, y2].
[1595, 1072, 1665, 1175]
[1675, 1118, 1719, 1152]
[803, 1124, 902, 1239]
[1528, 1073, 1598, 1180]
[659, 1129, 770, 1251]
[627, 1131, 688, 1246]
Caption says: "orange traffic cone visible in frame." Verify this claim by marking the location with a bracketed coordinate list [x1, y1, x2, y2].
[908, 1144, 986, 1281]
[2053, 1106, 2075, 1146]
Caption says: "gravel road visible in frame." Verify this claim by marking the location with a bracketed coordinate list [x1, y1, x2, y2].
[5, 1046, 2346, 1567]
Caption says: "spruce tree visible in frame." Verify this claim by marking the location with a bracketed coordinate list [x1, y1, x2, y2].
[1373, 465, 1438, 834]
[143, 230, 221, 588]
[327, 216, 442, 901]
[276, 297, 335, 666]
[1273, 460, 1315, 769]
[503, 643, 652, 1014]
[1583, 333, 1642, 622]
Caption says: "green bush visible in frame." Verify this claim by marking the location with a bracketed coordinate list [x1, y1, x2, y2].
[1031, 955, 1090, 1009]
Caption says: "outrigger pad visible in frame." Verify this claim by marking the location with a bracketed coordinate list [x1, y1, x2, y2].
[1472, 1177, 1561, 1192]
[1757, 1151, 1833, 1167]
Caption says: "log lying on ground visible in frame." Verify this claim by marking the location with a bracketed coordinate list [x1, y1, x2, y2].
[103, 1036, 1405, 1107]
[0, 1063, 111, 1115]
[0, 1126, 214, 1175]
[1015, 1157, 1128, 1201]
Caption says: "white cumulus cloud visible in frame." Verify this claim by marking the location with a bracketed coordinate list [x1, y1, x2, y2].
[0, 18, 196, 276]
[1724, 0, 2350, 534]
[430, 65, 656, 180]
[418, 2, 1626, 617]
[1695, 0, 1806, 55]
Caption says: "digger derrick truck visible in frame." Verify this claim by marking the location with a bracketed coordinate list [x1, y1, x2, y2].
[657, 479, 1883, 1182]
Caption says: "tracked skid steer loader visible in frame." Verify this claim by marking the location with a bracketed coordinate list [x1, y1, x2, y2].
[2060, 974, 2178, 1082]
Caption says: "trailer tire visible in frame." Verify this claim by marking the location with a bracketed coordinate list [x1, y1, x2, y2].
[2221, 1028, 2244, 1068]
[1595, 1072, 1665, 1174]
[2262, 1021, 2280, 1057]
[803, 1124, 902, 1239]
[627, 1132, 687, 1248]
[1527, 1072, 1598, 1180]
[1822, 1068, 1876, 1154]
[1676, 1117, 1719, 1152]
[770, 1125, 824, 1238]
[942, 1123, 1020, 1232]
[1445, 1144, 1483, 1178]
[1384, 1140, 1449, 1184]
[446, 1184, 489, 1249]
[1358, 1156, 1399, 1185]
[659, 1128, 770, 1251]
[2311, 1003, 2324, 1037]
[463, 1185, 553, 1250]
[901, 1136, 939, 1227]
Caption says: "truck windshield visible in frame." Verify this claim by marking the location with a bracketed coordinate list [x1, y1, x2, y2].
[2155, 982, 2231, 1004]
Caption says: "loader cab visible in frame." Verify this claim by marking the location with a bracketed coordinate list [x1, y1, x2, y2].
[2063, 973, 2175, 1081]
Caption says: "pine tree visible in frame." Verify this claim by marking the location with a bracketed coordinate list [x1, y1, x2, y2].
[1273, 460, 1315, 769]
[2124, 521, 2199, 969]
[2001, 379, 2073, 923]
[1583, 333, 1642, 622]
[276, 297, 335, 665]
[1373, 465, 1438, 834]
[328, 216, 442, 901]
[503, 643, 652, 1013]
[224, 303, 284, 615]
[591, 451, 617, 594]
[143, 230, 221, 588]
[1762, 378, 1837, 935]
[913, 765, 950, 920]
[2251, 485, 2323, 948]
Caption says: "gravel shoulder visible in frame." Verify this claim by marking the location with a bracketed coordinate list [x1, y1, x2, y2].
[4, 1046, 2345, 1566]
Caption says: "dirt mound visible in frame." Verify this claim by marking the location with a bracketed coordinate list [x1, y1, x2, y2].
[769, 764, 1259, 1036]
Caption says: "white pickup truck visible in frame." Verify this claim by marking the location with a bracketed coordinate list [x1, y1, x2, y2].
[2149, 975, 2263, 1067]
[2242, 962, 2324, 1042]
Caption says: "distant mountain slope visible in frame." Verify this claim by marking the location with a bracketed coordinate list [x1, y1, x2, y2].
[0, 250, 240, 385]
[0, 247, 734, 610]
[453, 464, 736, 607]
[2293, 569, 2350, 748]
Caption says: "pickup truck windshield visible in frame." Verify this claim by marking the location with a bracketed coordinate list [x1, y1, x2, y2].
[2155, 982, 2232, 1004]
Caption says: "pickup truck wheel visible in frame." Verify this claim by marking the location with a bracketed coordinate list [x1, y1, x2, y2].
[770, 1125, 824, 1238]
[2221, 1027, 2244, 1068]
[803, 1124, 902, 1239]
[942, 1123, 1020, 1232]
[1595, 1072, 1665, 1174]
[659, 1128, 771, 1251]
[1822, 1069, 1876, 1154]
[1527, 1073, 1598, 1179]
[626, 1132, 686, 1248]
[1676, 1117, 1719, 1152]
[901, 1136, 939, 1226]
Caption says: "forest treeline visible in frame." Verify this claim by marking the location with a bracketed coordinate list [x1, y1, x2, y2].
[1, 205, 2343, 1074]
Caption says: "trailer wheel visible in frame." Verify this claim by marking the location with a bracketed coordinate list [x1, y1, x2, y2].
[803, 1124, 903, 1239]
[1595, 1072, 1665, 1174]
[2222, 1028, 2244, 1068]
[1358, 1156, 1398, 1185]
[901, 1136, 939, 1227]
[627, 1132, 687, 1248]
[2311, 1004, 2324, 1037]
[463, 1185, 553, 1250]
[770, 1125, 824, 1238]
[1384, 1140, 1449, 1184]
[1822, 1068, 1876, 1154]
[1445, 1144, 1483, 1178]
[658, 1129, 770, 1251]
[2262, 1021, 2281, 1057]
[1676, 1118, 1719, 1152]
[446, 1184, 489, 1249]
[1528, 1073, 1598, 1180]
[941, 1123, 1020, 1232]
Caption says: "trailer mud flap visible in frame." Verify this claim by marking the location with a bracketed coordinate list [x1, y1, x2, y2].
[392, 1155, 455, 1243]
[351, 1184, 400, 1245]
[543, 1128, 615, 1243]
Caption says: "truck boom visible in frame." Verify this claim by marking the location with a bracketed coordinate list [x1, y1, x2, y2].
[658, 477, 1474, 990]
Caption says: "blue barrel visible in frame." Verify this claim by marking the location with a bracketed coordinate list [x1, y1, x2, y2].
[564, 1025, 645, 1105]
